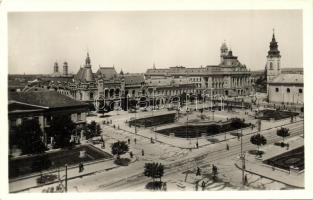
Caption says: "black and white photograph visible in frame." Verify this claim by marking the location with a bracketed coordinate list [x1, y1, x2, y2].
[1, 0, 313, 199]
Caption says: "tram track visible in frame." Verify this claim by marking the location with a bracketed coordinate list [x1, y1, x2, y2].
[96, 122, 304, 191]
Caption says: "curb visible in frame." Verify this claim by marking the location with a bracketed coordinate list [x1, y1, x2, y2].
[234, 163, 304, 189]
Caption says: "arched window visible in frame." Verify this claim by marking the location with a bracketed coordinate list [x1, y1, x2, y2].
[287, 88, 290, 93]
[269, 62, 273, 70]
[89, 92, 94, 100]
[299, 88, 303, 93]
[277, 62, 280, 70]
[275, 88, 279, 92]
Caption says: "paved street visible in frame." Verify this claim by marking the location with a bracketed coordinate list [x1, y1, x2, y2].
[16, 111, 304, 192]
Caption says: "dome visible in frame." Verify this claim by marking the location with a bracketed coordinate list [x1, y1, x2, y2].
[220, 42, 228, 50]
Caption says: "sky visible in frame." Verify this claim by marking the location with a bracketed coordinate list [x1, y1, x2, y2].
[8, 10, 303, 74]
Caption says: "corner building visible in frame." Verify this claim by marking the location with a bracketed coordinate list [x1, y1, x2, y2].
[145, 42, 252, 97]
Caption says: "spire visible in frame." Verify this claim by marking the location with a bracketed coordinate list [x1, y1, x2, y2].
[267, 29, 281, 58]
[120, 69, 124, 75]
[153, 62, 156, 69]
[85, 52, 91, 65]
[84, 52, 91, 68]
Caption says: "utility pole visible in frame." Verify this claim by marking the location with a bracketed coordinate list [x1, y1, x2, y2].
[65, 164, 68, 192]
[240, 128, 245, 186]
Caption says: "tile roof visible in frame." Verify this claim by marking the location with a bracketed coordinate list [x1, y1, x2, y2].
[8, 91, 88, 108]
[271, 74, 303, 84]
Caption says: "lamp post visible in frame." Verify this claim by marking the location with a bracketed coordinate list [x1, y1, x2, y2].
[65, 164, 68, 192]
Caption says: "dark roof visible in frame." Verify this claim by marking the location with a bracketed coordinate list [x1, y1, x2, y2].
[124, 74, 145, 85]
[74, 67, 95, 82]
[96, 67, 117, 79]
[9, 91, 88, 108]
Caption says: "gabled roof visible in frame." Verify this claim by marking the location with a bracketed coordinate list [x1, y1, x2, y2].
[8, 91, 88, 109]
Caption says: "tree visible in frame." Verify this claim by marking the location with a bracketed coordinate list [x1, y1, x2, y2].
[144, 162, 164, 182]
[250, 134, 267, 154]
[85, 121, 102, 139]
[111, 141, 129, 160]
[14, 118, 46, 155]
[276, 127, 290, 144]
[49, 115, 76, 148]
[230, 118, 244, 129]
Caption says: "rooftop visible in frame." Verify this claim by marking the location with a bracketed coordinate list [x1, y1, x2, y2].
[271, 74, 303, 84]
[9, 91, 88, 109]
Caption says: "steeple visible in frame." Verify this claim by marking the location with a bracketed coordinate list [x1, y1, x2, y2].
[84, 52, 91, 68]
[153, 62, 156, 69]
[267, 29, 281, 58]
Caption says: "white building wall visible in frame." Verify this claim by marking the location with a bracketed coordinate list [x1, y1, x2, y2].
[269, 84, 303, 104]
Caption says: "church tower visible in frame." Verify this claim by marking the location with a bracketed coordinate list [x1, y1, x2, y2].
[220, 41, 228, 64]
[266, 30, 281, 84]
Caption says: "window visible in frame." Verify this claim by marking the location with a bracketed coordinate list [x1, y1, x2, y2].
[90, 92, 94, 100]
[269, 62, 273, 70]
[275, 88, 279, 92]
[299, 88, 303, 93]
[287, 88, 290, 93]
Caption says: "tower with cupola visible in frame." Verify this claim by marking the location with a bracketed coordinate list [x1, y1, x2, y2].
[220, 41, 229, 63]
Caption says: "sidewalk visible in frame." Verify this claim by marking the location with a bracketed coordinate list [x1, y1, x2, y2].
[9, 156, 125, 193]
[235, 135, 304, 188]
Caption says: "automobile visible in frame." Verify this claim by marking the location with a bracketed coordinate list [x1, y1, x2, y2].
[139, 107, 147, 112]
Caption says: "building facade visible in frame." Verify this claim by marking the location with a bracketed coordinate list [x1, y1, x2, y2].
[145, 42, 252, 97]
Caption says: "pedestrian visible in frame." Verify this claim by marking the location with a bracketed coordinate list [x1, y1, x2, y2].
[195, 181, 199, 191]
[129, 151, 133, 158]
[196, 142, 199, 149]
[226, 143, 229, 151]
[142, 149, 144, 156]
[81, 162, 84, 171]
[237, 134, 240, 141]
[244, 174, 248, 185]
[127, 138, 130, 144]
[134, 138, 137, 144]
[162, 182, 167, 191]
[150, 137, 154, 143]
[196, 167, 201, 176]
[201, 181, 206, 191]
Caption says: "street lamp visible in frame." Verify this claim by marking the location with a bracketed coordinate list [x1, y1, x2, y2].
[239, 128, 246, 186]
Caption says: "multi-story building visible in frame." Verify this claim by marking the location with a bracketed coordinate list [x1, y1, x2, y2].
[8, 91, 89, 148]
[145, 42, 252, 97]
